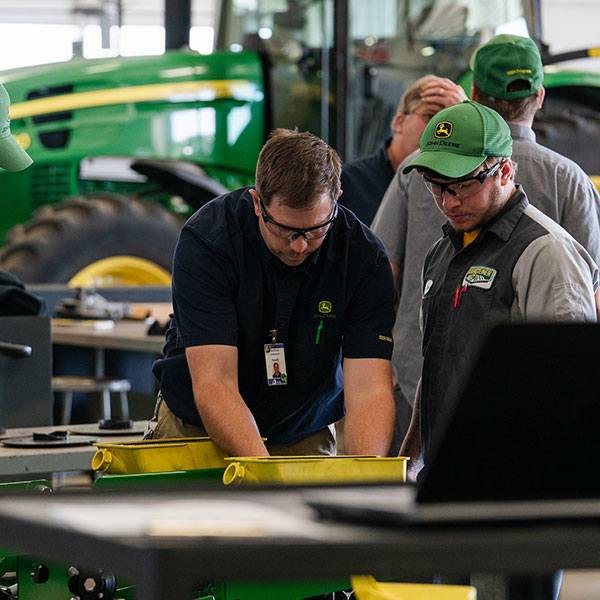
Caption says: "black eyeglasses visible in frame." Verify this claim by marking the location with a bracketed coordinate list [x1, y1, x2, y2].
[258, 197, 338, 241]
[409, 109, 436, 124]
[423, 162, 504, 200]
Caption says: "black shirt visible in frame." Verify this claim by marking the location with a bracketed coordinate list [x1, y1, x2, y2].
[340, 138, 395, 225]
[0, 271, 46, 316]
[152, 187, 396, 444]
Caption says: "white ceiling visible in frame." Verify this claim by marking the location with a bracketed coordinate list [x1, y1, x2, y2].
[0, 0, 218, 26]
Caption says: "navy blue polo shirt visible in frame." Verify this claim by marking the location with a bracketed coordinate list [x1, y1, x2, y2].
[152, 187, 396, 444]
[340, 138, 395, 225]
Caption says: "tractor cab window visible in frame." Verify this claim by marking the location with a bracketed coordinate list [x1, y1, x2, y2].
[217, 0, 534, 160]
[217, 0, 333, 145]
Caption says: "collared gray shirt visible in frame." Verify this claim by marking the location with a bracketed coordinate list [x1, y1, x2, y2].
[419, 188, 597, 461]
[372, 121, 600, 408]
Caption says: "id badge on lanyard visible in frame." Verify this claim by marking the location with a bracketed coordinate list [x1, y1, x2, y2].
[264, 329, 288, 386]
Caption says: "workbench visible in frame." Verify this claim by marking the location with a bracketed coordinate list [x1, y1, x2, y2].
[0, 485, 599, 600]
[0, 421, 145, 477]
[52, 318, 166, 420]
[52, 319, 165, 360]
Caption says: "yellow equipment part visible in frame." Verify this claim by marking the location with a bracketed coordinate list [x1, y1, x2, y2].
[68, 256, 172, 287]
[351, 575, 477, 600]
[92, 437, 229, 474]
[222, 455, 408, 486]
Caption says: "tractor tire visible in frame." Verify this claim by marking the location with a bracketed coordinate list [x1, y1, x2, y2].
[0, 192, 184, 285]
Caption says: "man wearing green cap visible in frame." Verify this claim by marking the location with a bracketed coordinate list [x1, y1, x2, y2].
[0, 82, 43, 315]
[372, 34, 600, 456]
[0, 83, 32, 172]
[399, 99, 598, 471]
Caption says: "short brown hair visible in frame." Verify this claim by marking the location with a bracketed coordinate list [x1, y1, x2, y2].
[391, 75, 441, 131]
[255, 128, 341, 208]
[473, 82, 540, 123]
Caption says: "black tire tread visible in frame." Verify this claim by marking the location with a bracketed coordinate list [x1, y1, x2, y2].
[0, 192, 184, 283]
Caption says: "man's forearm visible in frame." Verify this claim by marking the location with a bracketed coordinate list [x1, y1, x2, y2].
[343, 391, 395, 456]
[186, 345, 269, 457]
[194, 382, 269, 457]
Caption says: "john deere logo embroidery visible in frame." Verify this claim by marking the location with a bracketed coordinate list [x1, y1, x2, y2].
[318, 300, 332, 313]
[462, 265, 497, 290]
[506, 68, 532, 76]
[434, 121, 453, 138]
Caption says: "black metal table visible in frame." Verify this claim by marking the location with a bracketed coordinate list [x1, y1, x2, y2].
[0, 485, 599, 600]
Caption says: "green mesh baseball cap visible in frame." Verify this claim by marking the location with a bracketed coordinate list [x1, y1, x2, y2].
[470, 34, 543, 100]
[402, 100, 512, 178]
[0, 83, 32, 172]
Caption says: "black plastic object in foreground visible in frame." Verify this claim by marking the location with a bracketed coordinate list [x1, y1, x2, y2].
[418, 323, 600, 504]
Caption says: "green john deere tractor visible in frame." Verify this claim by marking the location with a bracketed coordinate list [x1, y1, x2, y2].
[0, 50, 265, 286]
[0, 0, 598, 287]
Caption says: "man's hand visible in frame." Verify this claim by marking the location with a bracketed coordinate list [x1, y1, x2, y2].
[419, 77, 468, 111]
[186, 344, 269, 457]
[342, 357, 395, 456]
[399, 379, 423, 482]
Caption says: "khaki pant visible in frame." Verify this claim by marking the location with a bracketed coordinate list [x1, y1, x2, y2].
[144, 392, 337, 456]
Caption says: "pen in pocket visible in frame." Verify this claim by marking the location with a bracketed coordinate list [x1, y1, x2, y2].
[315, 320, 323, 344]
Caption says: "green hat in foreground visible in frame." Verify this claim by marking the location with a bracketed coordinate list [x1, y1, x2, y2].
[470, 33, 543, 100]
[0, 83, 33, 172]
[402, 100, 512, 178]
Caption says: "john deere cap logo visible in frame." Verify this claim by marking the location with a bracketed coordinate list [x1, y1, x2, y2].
[434, 121, 453, 138]
[318, 300, 332, 313]
[506, 68, 532, 76]
[462, 265, 497, 290]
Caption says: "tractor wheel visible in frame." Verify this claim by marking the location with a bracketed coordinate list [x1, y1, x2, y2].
[0, 192, 184, 286]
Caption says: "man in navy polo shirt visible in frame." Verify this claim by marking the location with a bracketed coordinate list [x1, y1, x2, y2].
[150, 129, 397, 457]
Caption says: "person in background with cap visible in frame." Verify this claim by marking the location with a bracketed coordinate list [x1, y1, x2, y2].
[0, 82, 45, 316]
[470, 33, 600, 311]
[371, 34, 600, 454]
